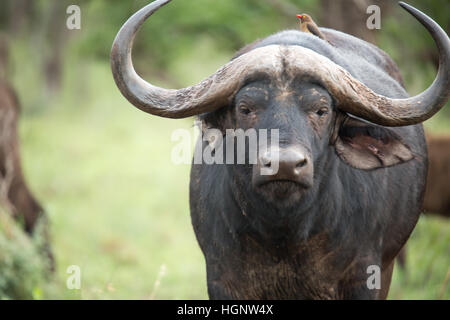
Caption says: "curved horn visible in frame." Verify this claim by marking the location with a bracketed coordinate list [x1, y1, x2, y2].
[112, 1, 449, 125]
[333, 2, 450, 126]
[110, 0, 275, 119]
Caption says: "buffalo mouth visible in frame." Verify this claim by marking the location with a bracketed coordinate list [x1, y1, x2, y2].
[255, 179, 310, 202]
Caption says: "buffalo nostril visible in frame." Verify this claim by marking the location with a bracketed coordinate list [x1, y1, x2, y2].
[260, 152, 272, 167]
[263, 161, 272, 168]
[296, 157, 307, 168]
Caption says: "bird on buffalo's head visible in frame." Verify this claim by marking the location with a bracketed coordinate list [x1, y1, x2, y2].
[297, 13, 326, 40]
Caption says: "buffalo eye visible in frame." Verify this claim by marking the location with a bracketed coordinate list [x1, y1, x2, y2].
[316, 107, 329, 117]
[238, 103, 253, 115]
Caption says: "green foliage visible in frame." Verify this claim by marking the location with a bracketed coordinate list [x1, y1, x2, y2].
[0, 213, 50, 300]
[71, 0, 317, 69]
[378, 0, 450, 116]
[389, 215, 450, 300]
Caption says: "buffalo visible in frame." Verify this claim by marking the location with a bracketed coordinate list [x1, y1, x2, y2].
[111, 0, 449, 299]
[0, 80, 53, 267]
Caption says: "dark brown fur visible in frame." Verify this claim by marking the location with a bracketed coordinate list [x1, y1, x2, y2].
[0, 80, 53, 267]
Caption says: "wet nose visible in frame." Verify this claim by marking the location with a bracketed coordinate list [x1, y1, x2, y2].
[261, 149, 307, 172]
[254, 147, 314, 188]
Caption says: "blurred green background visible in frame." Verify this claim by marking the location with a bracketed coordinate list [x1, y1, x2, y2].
[0, 0, 448, 299]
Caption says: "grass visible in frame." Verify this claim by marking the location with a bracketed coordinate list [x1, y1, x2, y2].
[389, 215, 450, 299]
[6, 39, 450, 299]
[0, 211, 49, 299]
[18, 61, 207, 299]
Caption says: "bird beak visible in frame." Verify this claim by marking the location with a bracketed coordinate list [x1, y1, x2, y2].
[296, 14, 304, 21]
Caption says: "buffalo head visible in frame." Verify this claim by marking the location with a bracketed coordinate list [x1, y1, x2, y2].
[111, 0, 450, 206]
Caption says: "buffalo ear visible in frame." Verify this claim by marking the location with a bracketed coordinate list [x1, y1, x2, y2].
[334, 117, 414, 170]
[198, 105, 233, 134]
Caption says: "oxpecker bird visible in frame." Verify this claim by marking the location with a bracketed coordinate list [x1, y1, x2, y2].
[297, 14, 326, 40]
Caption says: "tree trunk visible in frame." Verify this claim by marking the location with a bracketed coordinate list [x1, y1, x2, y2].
[320, 0, 392, 44]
